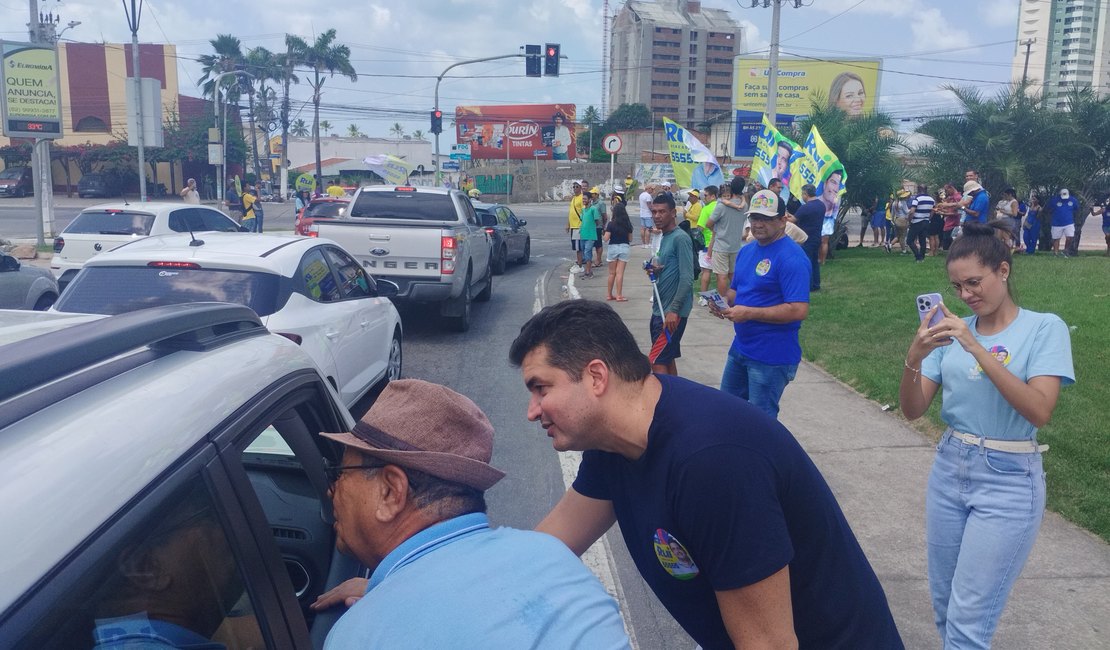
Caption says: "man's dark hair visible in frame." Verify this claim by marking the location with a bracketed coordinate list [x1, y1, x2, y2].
[917, 184, 929, 194]
[509, 300, 651, 382]
[651, 192, 676, 210]
[729, 176, 745, 195]
[769, 177, 782, 187]
[801, 183, 817, 198]
[704, 185, 718, 198]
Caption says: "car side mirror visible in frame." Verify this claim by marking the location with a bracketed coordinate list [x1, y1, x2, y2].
[517, 219, 527, 226]
[374, 279, 399, 298]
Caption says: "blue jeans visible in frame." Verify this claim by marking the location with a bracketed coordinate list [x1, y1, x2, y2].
[719, 351, 797, 419]
[927, 432, 1045, 649]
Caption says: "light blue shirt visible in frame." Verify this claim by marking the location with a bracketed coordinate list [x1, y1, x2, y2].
[324, 513, 630, 649]
[922, 309, 1074, 440]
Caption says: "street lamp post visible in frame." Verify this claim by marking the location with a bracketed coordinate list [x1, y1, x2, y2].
[212, 70, 250, 205]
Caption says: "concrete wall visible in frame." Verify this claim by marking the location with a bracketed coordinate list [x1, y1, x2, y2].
[465, 160, 639, 202]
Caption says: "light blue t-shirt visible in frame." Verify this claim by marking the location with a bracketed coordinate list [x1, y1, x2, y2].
[921, 309, 1074, 441]
[324, 513, 630, 649]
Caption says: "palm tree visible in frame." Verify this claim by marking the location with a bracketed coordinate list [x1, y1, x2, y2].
[389, 122, 405, 138]
[346, 124, 364, 137]
[291, 118, 309, 137]
[243, 46, 281, 186]
[412, 129, 425, 140]
[277, 34, 306, 200]
[197, 35, 245, 173]
[320, 120, 333, 137]
[300, 29, 358, 182]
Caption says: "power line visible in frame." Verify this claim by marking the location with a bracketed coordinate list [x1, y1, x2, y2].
[782, 0, 869, 43]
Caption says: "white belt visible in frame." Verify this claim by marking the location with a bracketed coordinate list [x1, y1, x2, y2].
[949, 430, 1048, 454]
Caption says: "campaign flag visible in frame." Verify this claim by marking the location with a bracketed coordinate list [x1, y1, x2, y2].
[749, 114, 800, 190]
[788, 126, 847, 220]
[662, 117, 724, 190]
[648, 328, 670, 365]
[364, 155, 415, 185]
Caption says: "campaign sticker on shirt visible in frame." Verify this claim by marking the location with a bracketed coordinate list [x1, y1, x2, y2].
[755, 258, 772, 276]
[653, 528, 699, 580]
[972, 344, 1012, 378]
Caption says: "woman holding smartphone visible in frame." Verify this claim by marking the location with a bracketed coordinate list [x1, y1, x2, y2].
[899, 222, 1074, 649]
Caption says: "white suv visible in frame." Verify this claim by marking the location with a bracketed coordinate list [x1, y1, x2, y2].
[50, 202, 245, 290]
[0, 303, 367, 648]
[52, 232, 402, 409]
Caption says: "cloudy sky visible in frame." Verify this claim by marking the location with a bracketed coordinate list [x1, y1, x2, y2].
[2, 0, 1023, 139]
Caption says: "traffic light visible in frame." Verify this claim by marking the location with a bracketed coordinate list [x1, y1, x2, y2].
[525, 44, 541, 78]
[430, 109, 443, 135]
[544, 43, 560, 77]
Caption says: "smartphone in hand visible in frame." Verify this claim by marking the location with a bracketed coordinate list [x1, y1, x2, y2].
[916, 293, 944, 328]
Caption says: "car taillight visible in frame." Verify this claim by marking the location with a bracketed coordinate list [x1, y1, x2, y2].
[147, 261, 201, 269]
[276, 332, 302, 345]
[53, 237, 64, 253]
[441, 235, 456, 274]
[395, 186, 416, 192]
[306, 223, 319, 238]
[484, 227, 494, 236]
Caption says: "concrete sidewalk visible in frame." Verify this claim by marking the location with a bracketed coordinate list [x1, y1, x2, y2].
[557, 244, 1110, 649]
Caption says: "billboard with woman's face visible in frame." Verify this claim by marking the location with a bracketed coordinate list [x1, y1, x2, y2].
[733, 58, 881, 157]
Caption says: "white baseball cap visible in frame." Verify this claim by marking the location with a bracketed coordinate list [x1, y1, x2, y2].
[1060, 188, 1070, 198]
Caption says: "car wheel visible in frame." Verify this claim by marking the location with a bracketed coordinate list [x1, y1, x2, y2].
[386, 330, 403, 382]
[493, 245, 507, 275]
[444, 273, 472, 333]
[520, 239, 530, 264]
[32, 293, 56, 311]
[14, 187, 25, 198]
[475, 259, 493, 303]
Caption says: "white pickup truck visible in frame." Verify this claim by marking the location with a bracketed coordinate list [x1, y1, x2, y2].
[313, 186, 493, 332]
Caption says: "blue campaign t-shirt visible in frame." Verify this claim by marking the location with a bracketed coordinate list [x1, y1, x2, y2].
[573, 375, 904, 650]
[922, 309, 1074, 440]
[1050, 197, 1078, 227]
[729, 236, 811, 365]
[966, 191, 990, 223]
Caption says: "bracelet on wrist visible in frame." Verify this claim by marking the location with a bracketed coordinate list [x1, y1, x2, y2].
[904, 360, 921, 384]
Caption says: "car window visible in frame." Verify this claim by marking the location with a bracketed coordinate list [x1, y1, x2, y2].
[169, 208, 241, 233]
[496, 208, 511, 226]
[12, 475, 265, 649]
[0, 168, 24, 179]
[54, 266, 282, 316]
[348, 191, 455, 220]
[64, 211, 155, 236]
[477, 210, 497, 227]
[299, 248, 342, 303]
[305, 202, 348, 218]
[322, 247, 372, 299]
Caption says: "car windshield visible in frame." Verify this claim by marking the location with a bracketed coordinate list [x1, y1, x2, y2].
[64, 211, 154, 236]
[305, 202, 347, 218]
[54, 266, 282, 316]
[0, 168, 23, 179]
[348, 192, 454, 220]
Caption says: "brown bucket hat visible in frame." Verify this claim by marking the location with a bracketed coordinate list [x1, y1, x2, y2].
[320, 379, 505, 490]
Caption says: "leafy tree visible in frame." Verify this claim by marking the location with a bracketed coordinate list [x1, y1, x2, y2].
[603, 103, 652, 131]
[389, 123, 405, 138]
[300, 29, 357, 181]
[411, 129, 425, 140]
[320, 120, 333, 137]
[581, 105, 601, 129]
[291, 119, 309, 137]
[0, 143, 32, 167]
[347, 124, 364, 137]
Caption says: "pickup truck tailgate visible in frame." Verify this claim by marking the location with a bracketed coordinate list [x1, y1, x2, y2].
[317, 221, 447, 278]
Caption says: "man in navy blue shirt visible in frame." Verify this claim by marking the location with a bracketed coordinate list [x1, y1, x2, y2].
[510, 300, 903, 650]
[791, 183, 824, 290]
[1049, 188, 1078, 256]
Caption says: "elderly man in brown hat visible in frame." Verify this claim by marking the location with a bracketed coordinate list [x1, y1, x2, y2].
[313, 379, 629, 648]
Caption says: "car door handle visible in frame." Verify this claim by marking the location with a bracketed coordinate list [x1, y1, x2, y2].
[325, 330, 339, 340]
[360, 320, 370, 328]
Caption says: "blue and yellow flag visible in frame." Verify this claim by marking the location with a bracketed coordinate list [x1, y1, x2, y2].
[750, 115, 800, 191]
[789, 126, 846, 218]
[662, 117, 724, 190]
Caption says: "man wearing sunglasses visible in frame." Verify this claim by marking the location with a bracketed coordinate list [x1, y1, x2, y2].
[312, 379, 629, 648]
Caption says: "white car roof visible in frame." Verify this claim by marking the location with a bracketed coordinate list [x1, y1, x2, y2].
[74, 201, 223, 214]
[80, 232, 334, 277]
[0, 309, 104, 347]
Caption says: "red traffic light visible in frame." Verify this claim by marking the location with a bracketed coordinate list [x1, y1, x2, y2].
[546, 47, 556, 57]
[433, 110, 442, 118]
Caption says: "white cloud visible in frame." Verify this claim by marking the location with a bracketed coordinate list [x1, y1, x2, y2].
[981, 0, 1019, 29]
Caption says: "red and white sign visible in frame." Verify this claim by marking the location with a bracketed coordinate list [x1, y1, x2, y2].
[455, 104, 576, 160]
[602, 133, 622, 154]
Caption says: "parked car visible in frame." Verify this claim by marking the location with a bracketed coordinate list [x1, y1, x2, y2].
[0, 302, 366, 648]
[51, 202, 246, 291]
[0, 166, 33, 198]
[53, 232, 402, 409]
[0, 252, 59, 310]
[315, 186, 493, 332]
[296, 197, 349, 236]
[76, 172, 124, 198]
[472, 201, 531, 274]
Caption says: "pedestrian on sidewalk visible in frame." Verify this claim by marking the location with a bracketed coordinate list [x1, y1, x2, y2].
[908, 184, 934, 262]
[645, 192, 694, 375]
[696, 185, 718, 301]
[179, 178, 200, 205]
[310, 380, 630, 648]
[590, 187, 607, 270]
[578, 193, 600, 279]
[510, 300, 904, 650]
[712, 190, 811, 419]
[899, 223, 1074, 649]
[638, 183, 655, 246]
[708, 176, 748, 298]
[792, 183, 824, 291]
[567, 182, 585, 272]
[604, 202, 633, 301]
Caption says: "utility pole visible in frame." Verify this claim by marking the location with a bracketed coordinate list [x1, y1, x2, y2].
[1020, 38, 1036, 86]
[751, 0, 805, 126]
[123, 0, 147, 202]
[27, 0, 56, 246]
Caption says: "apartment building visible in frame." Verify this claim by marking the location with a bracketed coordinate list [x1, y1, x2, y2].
[1013, 0, 1110, 108]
